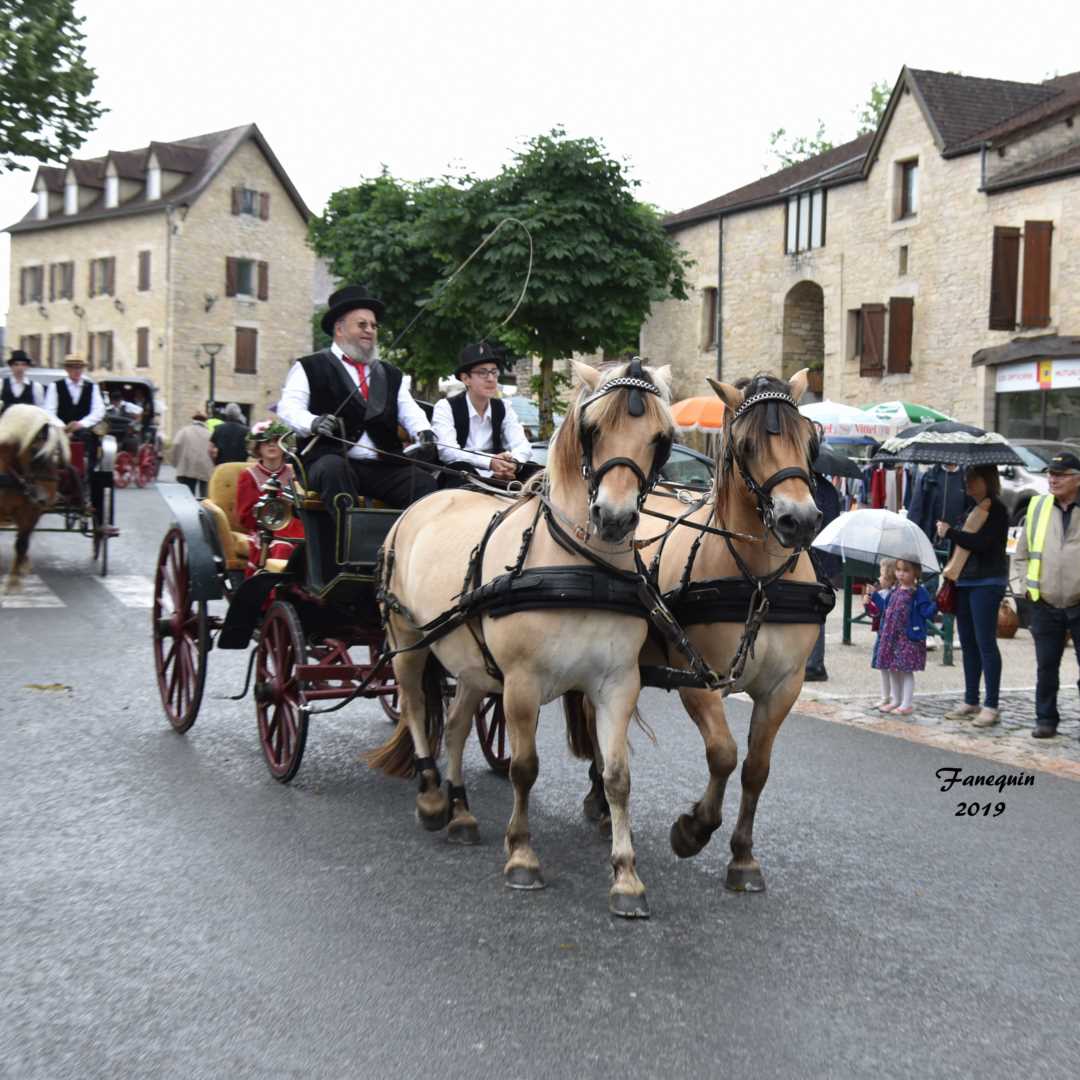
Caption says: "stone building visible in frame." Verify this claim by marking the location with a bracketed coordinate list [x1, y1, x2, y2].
[6, 124, 314, 437]
[643, 67, 1080, 439]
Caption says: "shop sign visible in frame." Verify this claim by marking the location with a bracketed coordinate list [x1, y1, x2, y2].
[995, 357, 1080, 393]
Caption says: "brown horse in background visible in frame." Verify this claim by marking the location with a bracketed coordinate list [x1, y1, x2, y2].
[0, 404, 70, 588]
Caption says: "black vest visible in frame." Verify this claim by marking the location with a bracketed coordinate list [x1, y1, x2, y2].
[298, 350, 405, 463]
[55, 380, 93, 424]
[1, 377, 36, 409]
[449, 393, 505, 455]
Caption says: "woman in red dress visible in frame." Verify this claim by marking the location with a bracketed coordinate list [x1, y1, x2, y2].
[236, 420, 305, 572]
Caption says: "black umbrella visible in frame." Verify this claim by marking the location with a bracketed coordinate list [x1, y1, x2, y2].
[871, 422, 1024, 467]
[812, 444, 864, 479]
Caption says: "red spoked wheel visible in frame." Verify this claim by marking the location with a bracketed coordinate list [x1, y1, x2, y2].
[475, 695, 509, 776]
[371, 639, 400, 724]
[136, 444, 158, 488]
[254, 601, 309, 783]
[153, 527, 209, 732]
[114, 451, 135, 489]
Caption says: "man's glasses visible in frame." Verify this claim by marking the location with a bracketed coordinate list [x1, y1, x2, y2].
[468, 367, 500, 379]
[352, 320, 379, 331]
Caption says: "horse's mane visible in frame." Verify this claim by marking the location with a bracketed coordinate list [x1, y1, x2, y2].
[546, 362, 673, 493]
[0, 404, 70, 467]
[716, 372, 810, 499]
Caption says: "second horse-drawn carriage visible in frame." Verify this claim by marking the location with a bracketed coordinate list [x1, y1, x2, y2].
[99, 377, 162, 489]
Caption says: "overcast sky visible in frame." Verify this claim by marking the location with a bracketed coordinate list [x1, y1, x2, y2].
[4, 0, 1080, 325]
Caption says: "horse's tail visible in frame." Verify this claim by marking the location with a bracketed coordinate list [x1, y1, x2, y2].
[563, 690, 656, 761]
[365, 653, 446, 779]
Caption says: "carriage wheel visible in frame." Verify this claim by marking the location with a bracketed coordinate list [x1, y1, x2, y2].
[474, 695, 509, 776]
[370, 638, 400, 723]
[255, 601, 310, 783]
[113, 451, 135, 489]
[153, 527, 209, 732]
[136, 445, 157, 488]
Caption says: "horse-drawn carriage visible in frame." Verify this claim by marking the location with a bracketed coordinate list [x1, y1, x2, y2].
[152, 456, 510, 781]
[99, 377, 161, 489]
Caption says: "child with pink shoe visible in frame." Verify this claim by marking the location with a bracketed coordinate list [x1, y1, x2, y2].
[864, 559, 896, 710]
[864, 558, 938, 715]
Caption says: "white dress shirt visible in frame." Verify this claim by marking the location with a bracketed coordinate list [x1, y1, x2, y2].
[3, 377, 44, 407]
[278, 342, 432, 462]
[431, 391, 532, 477]
[44, 377, 105, 428]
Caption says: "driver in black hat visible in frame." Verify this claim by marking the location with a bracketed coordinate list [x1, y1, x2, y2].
[277, 284, 439, 513]
[1, 349, 45, 410]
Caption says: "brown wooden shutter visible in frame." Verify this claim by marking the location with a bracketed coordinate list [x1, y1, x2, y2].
[88, 333, 96, 370]
[859, 304, 886, 376]
[87, 260, 95, 298]
[1021, 220, 1053, 328]
[225, 257, 237, 297]
[138, 250, 151, 291]
[137, 327, 149, 367]
[19, 268, 26, 305]
[259, 192, 270, 220]
[235, 327, 257, 373]
[232, 186, 242, 214]
[105, 257, 116, 296]
[257, 261, 269, 301]
[989, 227, 1019, 330]
[49, 264, 55, 301]
[887, 297, 914, 374]
[66, 262, 74, 298]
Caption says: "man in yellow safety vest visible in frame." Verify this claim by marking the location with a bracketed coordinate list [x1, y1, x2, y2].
[1013, 450, 1080, 738]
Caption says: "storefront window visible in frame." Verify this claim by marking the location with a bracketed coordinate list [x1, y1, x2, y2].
[996, 387, 1080, 440]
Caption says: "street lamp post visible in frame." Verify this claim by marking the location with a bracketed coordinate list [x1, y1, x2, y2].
[199, 342, 224, 416]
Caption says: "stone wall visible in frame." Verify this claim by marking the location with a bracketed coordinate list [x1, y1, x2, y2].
[645, 88, 1080, 427]
[781, 281, 825, 378]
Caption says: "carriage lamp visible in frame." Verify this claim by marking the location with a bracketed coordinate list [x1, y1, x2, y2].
[254, 475, 295, 532]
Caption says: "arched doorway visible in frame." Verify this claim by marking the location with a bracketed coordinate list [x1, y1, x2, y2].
[782, 281, 824, 396]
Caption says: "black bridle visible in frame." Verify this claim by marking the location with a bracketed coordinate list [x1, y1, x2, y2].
[725, 389, 817, 536]
[576, 358, 672, 510]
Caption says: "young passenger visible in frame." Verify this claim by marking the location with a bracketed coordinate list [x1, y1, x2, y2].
[236, 420, 305, 571]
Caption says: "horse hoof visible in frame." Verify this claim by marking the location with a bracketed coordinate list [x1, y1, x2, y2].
[504, 865, 545, 891]
[725, 864, 766, 892]
[609, 891, 650, 919]
[415, 805, 450, 832]
[582, 790, 605, 823]
[670, 813, 714, 859]
[447, 820, 480, 845]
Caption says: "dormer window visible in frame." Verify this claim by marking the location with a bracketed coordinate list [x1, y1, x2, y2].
[105, 163, 119, 208]
[146, 153, 162, 200]
[64, 177, 78, 215]
[34, 180, 48, 220]
[784, 189, 826, 254]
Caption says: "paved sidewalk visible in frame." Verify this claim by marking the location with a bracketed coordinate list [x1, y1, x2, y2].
[782, 603, 1080, 779]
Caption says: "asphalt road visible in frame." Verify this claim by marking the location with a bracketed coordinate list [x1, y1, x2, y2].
[2, 482, 1079, 1079]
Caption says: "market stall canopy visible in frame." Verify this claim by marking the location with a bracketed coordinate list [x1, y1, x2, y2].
[862, 400, 953, 427]
[671, 396, 726, 432]
[799, 400, 894, 440]
[971, 334, 1080, 367]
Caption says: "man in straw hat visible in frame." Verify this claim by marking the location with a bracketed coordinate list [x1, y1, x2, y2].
[1, 349, 45, 411]
[278, 284, 439, 516]
[43, 351, 108, 526]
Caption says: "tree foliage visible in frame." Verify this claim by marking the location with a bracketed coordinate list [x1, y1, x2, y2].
[766, 80, 892, 170]
[310, 130, 690, 433]
[0, 0, 105, 172]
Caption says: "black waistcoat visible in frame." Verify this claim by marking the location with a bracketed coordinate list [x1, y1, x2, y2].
[297, 350, 405, 463]
[449, 393, 505, 455]
[1, 378, 35, 408]
[55, 380, 93, 423]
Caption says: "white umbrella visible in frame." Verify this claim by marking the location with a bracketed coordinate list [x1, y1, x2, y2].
[800, 400, 895, 440]
[812, 508, 940, 576]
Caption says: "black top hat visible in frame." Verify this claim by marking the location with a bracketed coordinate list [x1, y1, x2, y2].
[9, 349, 32, 365]
[455, 340, 504, 377]
[321, 284, 386, 336]
[1048, 450, 1080, 473]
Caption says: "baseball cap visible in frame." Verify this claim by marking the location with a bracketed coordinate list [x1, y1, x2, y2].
[1047, 450, 1080, 474]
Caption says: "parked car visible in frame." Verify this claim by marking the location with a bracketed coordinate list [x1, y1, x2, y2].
[528, 441, 714, 489]
[998, 439, 1078, 524]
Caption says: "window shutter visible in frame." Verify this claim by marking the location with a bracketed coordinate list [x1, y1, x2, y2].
[136, 327, 149, 368]
[887, 298, 914, 374]
[989, 227, 1019, 330]
[66, 262, 74, 298]
[257, 260, 269, 301]
[138, 251, 151, 291]
[860, 304, 886, 376]
[232, 186, 242, 214]
[235, 327, 257, 373]
[1021, 220, 1053, 328]
[19, 268, 26, 305]
[49, 264, 55, 301]
[225, 257, 237, 297]
[88, 261, 95, 298]
[259, 192, 270, 220]
[104, 331, 114, 370]
[88, 333, 96, 370]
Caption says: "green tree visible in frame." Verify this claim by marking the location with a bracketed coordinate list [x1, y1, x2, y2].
[0, 0, 105, 172]
[766, 79, 892, 170]
[437, 129, 690, 435]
